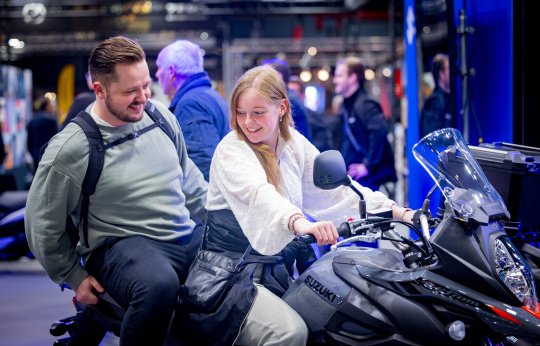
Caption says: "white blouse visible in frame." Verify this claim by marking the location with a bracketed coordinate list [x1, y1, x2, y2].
[206, 129, 396, 255]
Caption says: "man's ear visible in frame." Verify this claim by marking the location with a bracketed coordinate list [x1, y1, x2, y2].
[350, 72, 359, 86]
[94, 82, 105, 99]
[169, 65, 176, 82]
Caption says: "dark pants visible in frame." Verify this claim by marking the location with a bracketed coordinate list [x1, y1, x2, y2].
[86, 227, 202, 346]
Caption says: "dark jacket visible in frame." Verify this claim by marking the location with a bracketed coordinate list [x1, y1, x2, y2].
[419, 86, 456, 138]
[288, 89, 311, 141]
[62, 92, 96, 130]
[176, 209, 315, 346]
[169, 72, 229, 181]
[27, 111, 58, 170]
[340, 89, 397, 190]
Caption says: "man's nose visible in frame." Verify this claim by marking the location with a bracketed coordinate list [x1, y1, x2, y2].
[135, 88, 147, 102]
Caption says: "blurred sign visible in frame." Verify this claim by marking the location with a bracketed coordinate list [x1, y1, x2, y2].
[57, 64, 74, 125]
[165, 2, 209, 22]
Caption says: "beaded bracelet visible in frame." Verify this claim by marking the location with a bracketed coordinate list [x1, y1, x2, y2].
[288, 214, 306, 235]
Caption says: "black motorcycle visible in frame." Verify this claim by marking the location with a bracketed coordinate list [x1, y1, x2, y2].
[283, 128, 540, 345]
[50, 128, 540, 345]
[0, 190, 30, 260]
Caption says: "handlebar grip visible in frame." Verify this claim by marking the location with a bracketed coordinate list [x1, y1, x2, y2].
[299, 234, 317, 244]
[299, 221, 352, 244]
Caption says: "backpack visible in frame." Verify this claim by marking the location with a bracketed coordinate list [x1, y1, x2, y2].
[40, 101, 175, 248]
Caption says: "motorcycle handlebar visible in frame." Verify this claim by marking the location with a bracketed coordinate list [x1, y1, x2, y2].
[299, 216, 401, 244]
[299, 220, 357, 244]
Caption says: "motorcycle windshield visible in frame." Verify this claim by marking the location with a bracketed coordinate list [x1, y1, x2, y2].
[412, 128, 507, 220]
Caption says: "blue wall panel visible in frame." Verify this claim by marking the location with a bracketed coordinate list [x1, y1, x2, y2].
[407, 0, 513, 211]
[456, 0, 513, 145]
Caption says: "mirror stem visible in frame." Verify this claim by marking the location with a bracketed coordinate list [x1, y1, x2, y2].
[346, 179, 367, 220]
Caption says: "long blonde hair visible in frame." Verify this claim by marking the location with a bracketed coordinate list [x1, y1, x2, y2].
[230, 66, 295, 191]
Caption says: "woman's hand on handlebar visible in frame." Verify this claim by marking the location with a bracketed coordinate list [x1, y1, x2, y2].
[392, 205, 414, 224]
[293, 218, 339, 246]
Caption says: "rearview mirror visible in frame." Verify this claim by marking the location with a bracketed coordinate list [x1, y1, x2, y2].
[313, 150, 350, 190]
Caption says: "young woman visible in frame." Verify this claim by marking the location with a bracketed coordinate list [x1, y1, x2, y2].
[181, 66, 413, 345]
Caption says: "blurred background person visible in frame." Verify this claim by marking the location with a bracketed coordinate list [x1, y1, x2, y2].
[155, 39, 229, 182]
[262, 58, 312, 142]
[419, 53, 456, 138]
[333, 57, 396, 198]
[288, 75, 330, 152]
[0, 121, 5, 173]
[327, 94, 344, 151]
[27, 96, 59, 173]
[62, 69, 96, 130]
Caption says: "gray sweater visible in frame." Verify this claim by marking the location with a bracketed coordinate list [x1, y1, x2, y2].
[25, 99, 207, 290]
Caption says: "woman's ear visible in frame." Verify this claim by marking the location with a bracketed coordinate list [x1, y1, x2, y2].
[279, 98, 289, 116]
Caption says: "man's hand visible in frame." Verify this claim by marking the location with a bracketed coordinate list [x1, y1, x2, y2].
[75, 275, 105, 305]
[293, 218, 339, 246]
[348, 163, 369, 180]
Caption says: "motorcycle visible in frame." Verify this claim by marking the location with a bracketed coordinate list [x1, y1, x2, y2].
[50, 128, 540, 345]
[283, 128, 540, 345]
[0, 190, 30, 261]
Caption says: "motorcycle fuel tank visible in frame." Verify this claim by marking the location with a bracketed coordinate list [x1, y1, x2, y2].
[283, 246, 404, 343]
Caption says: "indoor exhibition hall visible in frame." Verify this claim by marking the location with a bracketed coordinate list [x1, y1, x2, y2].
[0, 0, 538, 345]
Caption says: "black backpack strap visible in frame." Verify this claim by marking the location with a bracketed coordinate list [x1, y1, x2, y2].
[103, 122, 160, 150]
[71, 111, 105, 248]
[145, 101, 176, 147]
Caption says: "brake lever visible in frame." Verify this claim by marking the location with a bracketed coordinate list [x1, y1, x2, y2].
[330, 229, 382, 251]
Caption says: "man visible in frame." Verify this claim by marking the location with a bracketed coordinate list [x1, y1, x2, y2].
[262, 58, 312, 141]
[27, 96, 59, 172]
[25, 36, 207, 346]
[61, 69, 96, 130]
[155, 40, 229, 181]
[333, 57, 396, 194]
[420, 53, 456, 137]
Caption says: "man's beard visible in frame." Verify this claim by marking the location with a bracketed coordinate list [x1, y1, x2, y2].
[105, 94, 145, 124]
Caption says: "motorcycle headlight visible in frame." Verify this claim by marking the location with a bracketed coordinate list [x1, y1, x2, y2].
[493, 236, 538, 313]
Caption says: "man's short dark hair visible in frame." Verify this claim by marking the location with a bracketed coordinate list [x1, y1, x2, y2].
[288, 75, 305, 93]
[89, 36, 146, 88]
[262, 58, 291, 84]
[336, 57, 365, 89]
[37, 96, 51, 111]
[431, 53, 448, 86]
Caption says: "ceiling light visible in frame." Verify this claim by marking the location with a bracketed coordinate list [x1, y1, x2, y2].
[22, 3, 47, 25]
[317, 69, 329, 81]
[8, 39, 25, 49]
[300, 71, 312, 82]
[142, 1, 153, 14]
[365, 69, 375, 81]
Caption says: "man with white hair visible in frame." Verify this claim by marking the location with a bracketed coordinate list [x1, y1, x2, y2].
[156, 40, 229, 181]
